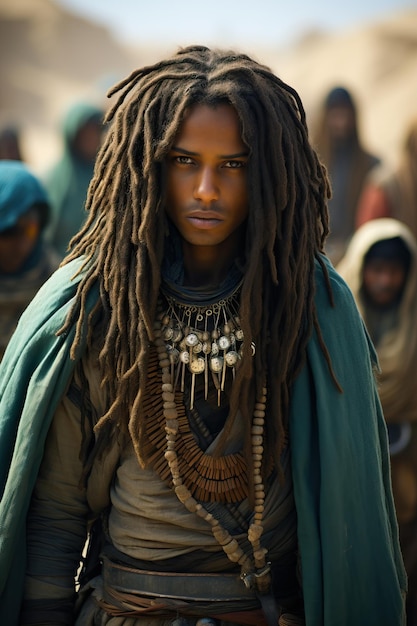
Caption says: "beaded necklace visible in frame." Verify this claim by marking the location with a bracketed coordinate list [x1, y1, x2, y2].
[158, 282, 247, 410]
[142, 348, 249, 504]
[153, 295, 271, 593]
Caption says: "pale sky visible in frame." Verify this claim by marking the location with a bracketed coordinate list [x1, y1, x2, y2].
[56, 0, 417, 49]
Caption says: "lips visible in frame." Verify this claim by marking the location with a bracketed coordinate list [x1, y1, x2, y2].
[187, 211, 223, 229]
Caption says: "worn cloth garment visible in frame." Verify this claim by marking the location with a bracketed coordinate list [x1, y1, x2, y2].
[356, 117, 417, 238]
[337, 218, 417, 623]
[42, 101, 103, 256]
[0, 256, 407, 625]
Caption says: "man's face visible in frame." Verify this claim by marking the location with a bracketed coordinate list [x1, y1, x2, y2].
[73, 119, 103, 162]
[362, 257, 407, 308]
[165, 103, 249, 253]
[325, 105, 355, 141]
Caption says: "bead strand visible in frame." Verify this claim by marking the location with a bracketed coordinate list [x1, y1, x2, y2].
[248, 390, 271, 592]
[155, 317, 270, 593]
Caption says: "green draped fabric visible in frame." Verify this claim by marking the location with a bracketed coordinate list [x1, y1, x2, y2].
[0, 259, 97, 621]
[42, 102, 103, 257]
[0, 256, 406, 624]
[290, 259, 406, 624]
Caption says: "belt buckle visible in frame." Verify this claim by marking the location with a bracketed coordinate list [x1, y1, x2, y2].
[240, 562, 271, 590]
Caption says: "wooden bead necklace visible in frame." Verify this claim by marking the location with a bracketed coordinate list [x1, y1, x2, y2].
[153, 316, 271, 594]
[142, 348, 249, 504]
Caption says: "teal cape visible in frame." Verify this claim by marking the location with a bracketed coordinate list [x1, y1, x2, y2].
[0, 257, 406, 625]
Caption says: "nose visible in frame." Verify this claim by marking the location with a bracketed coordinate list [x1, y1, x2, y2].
[379, 269, 396, 287]
[194, 166, 219, 204]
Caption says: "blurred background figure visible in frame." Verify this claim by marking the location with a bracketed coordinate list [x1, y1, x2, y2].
[337, 218, 417, 625]
[42, 101, 104, 257]
[0, 124, 24, 161]
[356, 116, 417, 239]
[0, 160, 60, 360]
[312, 86, 380, 264]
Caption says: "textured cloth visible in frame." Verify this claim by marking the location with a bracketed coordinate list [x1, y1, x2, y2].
[0, 256, 407, 625]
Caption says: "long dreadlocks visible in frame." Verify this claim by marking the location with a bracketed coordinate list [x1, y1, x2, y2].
[60, 45, 336, 474]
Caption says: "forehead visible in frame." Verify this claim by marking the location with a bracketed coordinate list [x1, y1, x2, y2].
[364, 257, 406, 270]
[173, 103, 246, 150]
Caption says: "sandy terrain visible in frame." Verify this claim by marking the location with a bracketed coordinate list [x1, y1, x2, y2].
[1, 0, 416, 172]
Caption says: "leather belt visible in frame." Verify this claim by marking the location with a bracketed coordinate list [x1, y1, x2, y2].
[102, 554, 258, 602]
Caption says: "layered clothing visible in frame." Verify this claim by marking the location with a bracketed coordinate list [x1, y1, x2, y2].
[0, 256, 406, 625]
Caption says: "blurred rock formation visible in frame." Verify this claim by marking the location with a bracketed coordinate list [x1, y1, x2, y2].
[1, 0, 416, 170]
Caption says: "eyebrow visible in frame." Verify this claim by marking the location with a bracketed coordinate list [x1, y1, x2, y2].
[171, 146, 249, 159]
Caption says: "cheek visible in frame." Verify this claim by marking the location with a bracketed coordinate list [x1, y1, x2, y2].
[166, 171, 184, 207]
[228, 176, 248, 209]
[238, 187, 249, 220]
[362, 270, 377, 293]
[0, 240, 14, 258]
[165, 178, 176, 215]
[0, 241, 28, 272]
[393, 275, 406, 293]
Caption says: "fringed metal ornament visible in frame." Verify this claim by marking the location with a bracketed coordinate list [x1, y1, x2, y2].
[158, 286, 251, 409]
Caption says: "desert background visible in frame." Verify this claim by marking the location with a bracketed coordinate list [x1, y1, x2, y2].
[1, 0, 417, 174]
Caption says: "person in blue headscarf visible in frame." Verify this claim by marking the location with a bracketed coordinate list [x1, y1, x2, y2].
[43, 101, 104, 257]
[0, 160, 60, 360]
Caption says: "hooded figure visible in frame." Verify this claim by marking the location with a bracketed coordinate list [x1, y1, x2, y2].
[312, 86, 380, 264]
[0, 160, 60, 360]
[337, 217, 417, 624]
[43, 101, 104, 257]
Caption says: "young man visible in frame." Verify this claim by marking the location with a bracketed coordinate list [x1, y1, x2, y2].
[0, 46, 406, 625]
[338, 217, 417, 625]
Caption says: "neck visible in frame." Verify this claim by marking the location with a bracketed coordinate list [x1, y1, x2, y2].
[182, 237, 244, 289]
[183, 258, 229, 289]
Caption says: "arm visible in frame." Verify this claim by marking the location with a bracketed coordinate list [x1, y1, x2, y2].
[20, 366, 92, 626]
